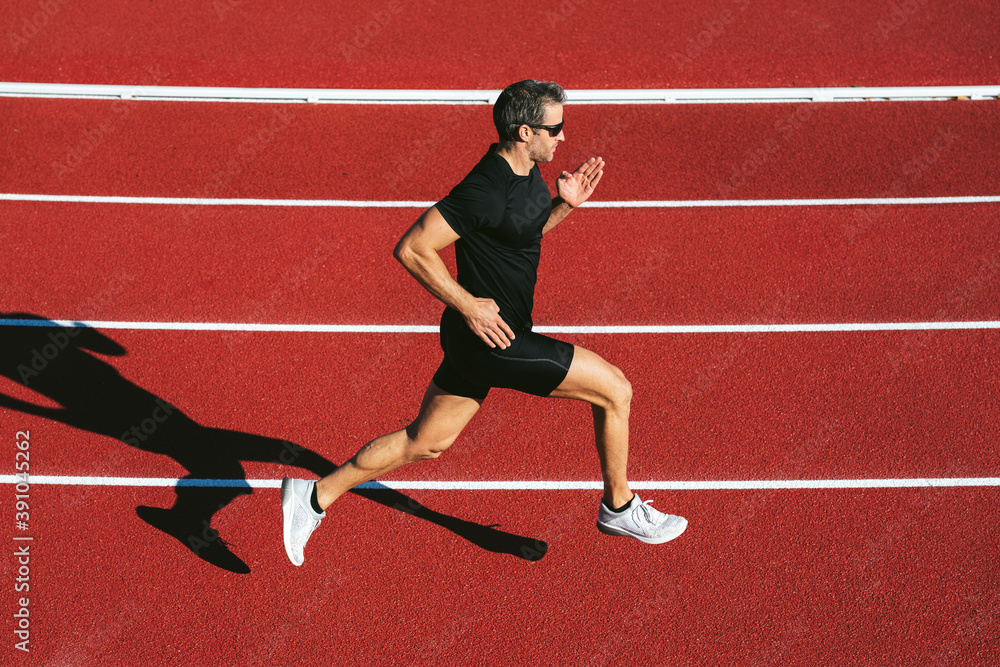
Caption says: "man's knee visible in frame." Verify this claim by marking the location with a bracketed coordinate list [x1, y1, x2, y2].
[609, 367, 633, 412]
[404, 427, 458, 461]
[409, 441, 452, 461]
[590, 364, 631, 413]
[416, 447, 446, 460]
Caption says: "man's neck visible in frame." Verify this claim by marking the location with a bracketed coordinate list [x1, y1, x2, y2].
[495, 142, 533, 176]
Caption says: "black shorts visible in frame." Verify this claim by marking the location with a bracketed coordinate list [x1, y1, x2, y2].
[432, 308, 575, 400]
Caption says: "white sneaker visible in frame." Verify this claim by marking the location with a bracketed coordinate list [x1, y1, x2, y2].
[281, 478, 325, 566]
[596, 494, 687, 544]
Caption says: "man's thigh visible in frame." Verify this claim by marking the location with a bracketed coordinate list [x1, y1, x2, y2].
[547, 345, 629, 408]
[407, 381, 485, 448]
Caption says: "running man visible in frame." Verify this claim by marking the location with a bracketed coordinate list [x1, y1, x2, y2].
[281, 80, 687, 566]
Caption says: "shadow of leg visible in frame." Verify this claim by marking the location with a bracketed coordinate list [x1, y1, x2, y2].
[137, 482, 253, 574]
[143, 428, 337, 573]
[351, 484, 548, 561]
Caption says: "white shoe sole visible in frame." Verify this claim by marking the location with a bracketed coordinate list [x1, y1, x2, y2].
[280, 478, 303, 566]
[596, 517, 688, 544]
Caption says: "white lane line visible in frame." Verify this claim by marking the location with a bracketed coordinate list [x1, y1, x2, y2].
[0, 194, 435, 207]
[584, 196, 1000, 207]
[1, 83, 998, 104]
[3, 475, 1000, 490]
[2, 193, 999, 208]
[1, 319, 998, 334]
[0, 320, 440, 333]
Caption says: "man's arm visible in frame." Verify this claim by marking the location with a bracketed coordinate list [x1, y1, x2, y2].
[542, 156, 606, 235]
[393, 206, 516, 349]
[542, 196, 574, 235]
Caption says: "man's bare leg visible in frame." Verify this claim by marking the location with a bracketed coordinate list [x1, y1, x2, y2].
[281, 381, 482, 565]
[314, 382, 483, 510]
[548, 346, 633, 509]
[548, 344, 686, 543]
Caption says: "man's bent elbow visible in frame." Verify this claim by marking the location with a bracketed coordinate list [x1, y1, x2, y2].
[393, 238, 413, 267]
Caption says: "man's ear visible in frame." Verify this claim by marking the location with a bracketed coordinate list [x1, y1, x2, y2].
[517, 124, 533, 143]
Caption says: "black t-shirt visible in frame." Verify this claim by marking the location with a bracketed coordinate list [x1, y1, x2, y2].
[436, 144, 552, 331]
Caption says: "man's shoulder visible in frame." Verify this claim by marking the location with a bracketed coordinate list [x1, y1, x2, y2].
[436, 146, 510, 233]
[464, 144, 510, 184]
[446, 146, 510, 200]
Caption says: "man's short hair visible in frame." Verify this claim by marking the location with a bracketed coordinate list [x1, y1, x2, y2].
[493, 80, 566, 143]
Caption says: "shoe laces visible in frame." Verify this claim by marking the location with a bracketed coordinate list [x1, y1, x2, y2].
[634, 499, 660, 525]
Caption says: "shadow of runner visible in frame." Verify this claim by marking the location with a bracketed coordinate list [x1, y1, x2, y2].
[0, 314, 547, 572]
[353, 483, 548, 561]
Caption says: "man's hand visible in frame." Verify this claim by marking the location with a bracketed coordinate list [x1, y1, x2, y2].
[556, 157, 605, 209]
[462, 298, 515, 349]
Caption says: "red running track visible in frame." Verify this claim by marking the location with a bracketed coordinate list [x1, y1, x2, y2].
[3, 98, 999, 202]
[2, 203, 998, 326]
[10, 483, 1000, 665]
[3, 316, 999, 661]
[4, 37, 1000, 666]
[1, 327, 998, 482]
[2, 0, 998, 88]
[4, 207, 1000, 663]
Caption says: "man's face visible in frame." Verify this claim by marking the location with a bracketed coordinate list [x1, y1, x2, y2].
[526, 103, 565, 163]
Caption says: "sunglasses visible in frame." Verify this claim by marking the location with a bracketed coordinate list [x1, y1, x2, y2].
[525, 120, 564, 136]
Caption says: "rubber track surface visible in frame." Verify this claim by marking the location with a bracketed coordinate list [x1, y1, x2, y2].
[4, 99, 999, 201]
[2, 0, 998, 88]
